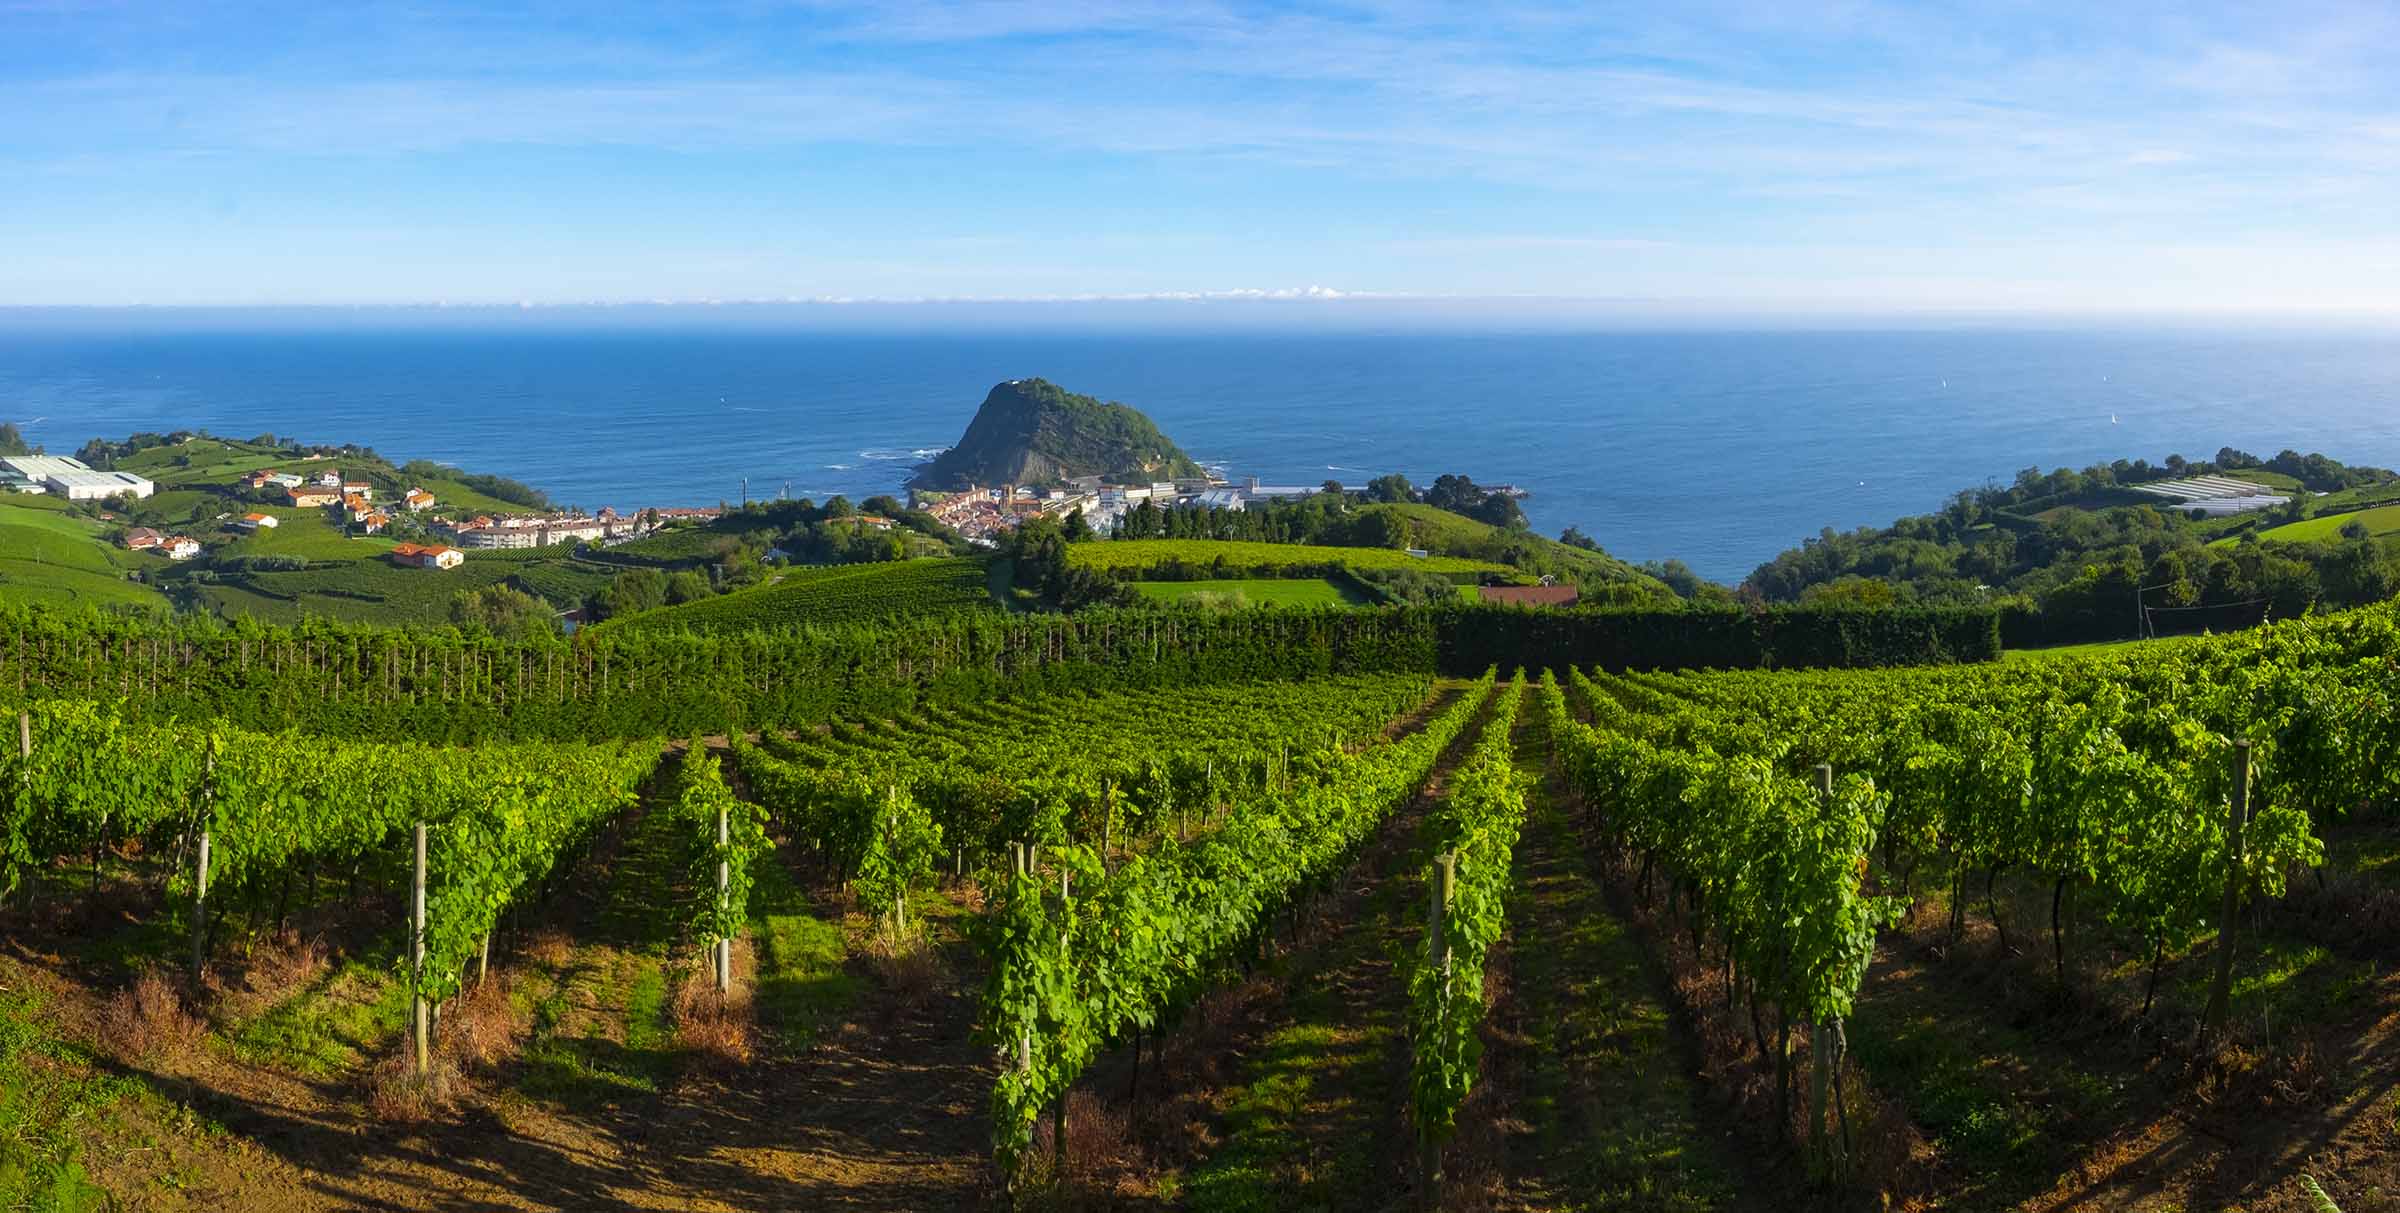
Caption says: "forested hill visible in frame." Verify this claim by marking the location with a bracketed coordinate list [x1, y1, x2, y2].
[1743, 447, 2400, 642]
[908, 378, 1204, 489]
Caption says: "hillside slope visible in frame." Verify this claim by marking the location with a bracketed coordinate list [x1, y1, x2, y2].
[1360, 503, 1676, 600]
[909, 378, 1203, 489]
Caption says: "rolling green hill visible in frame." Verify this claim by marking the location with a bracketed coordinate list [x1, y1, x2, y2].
[909, 379, 1203, 490]
[596, 557, 1001, 634]
[1357, 503, 1672, 598]
[1068, 538, 1503, 577]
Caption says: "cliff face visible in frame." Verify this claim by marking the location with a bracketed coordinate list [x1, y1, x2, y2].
[908, 379, 1204, 490]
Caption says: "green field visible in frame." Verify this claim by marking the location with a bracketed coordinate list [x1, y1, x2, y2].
[2248, 502, 2400, 544]
[1069, 538, 1501, 576]
[0, 504, 166, 611]
[218, 507, 395, 561]
[1129, 577, 1370, 608]
[601, 558, 999, 634]
[0, 558, 167, 610]
[507, 557, 627, 608]
[205, 560, 521, 625]
[581, 525, 743, 568]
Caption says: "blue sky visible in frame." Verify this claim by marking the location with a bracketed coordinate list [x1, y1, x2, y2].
[3, 1, 2397, 315]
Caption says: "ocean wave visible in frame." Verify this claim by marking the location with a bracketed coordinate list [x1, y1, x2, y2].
[859, 447, 946, 462]
[826, 463, 855, 470]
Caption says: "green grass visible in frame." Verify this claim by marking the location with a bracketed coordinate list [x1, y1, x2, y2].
[218, 507, 393, 561]
[122, 489, 236, 530]
[601, 558, 999, 634]
[518, 950, 678, 1107]
[1363, 503, 1670, 593]
[1129, 577, 1369, 608]
[2251, 503, 2400, 544]
[0, 558, 168, 611]
[214, 560, 519, 626]
[0, 985, 124, 1213]
[581, 526, 741, 568]
[1071, 537, 1501, 576]
[0, 503, 110, 540]
[226, 962, 410, 1078]
[0, 525, 127, 576]
[747, 849, 858, 1051]
[1501, 790, 1745, 1210]
[507, 558, 624, 609]
[2002, 635, 2200, 662]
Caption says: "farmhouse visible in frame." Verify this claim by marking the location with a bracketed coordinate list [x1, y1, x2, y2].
[121, 526, 164, 551]
[285, 484, 340, 508]
[314, 469, 344, 488]
[236, 513, 279, 530]
[403, 488, 436, 511]
[389, 542, 464, 570]
[160, 536, 202, 560]
[359, 511, 389, 534]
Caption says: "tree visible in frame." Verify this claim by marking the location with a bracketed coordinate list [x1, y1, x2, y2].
[0, 422, 25, 456]
[716, 545, 765, 590]
[591, 567, 668, 620]
[1471, 493, 1526, 530]
[1321, 479, 1347, 498]
[1424, 474, 1483, 514]
[1366, 473, 1416, 504]
[666, 569, 714, 604]
[450, 585, 554, 641]
[1353, 508, 1409, 550]
[1062, 507, 1094, 542]
[1558, 526, 1602, 552]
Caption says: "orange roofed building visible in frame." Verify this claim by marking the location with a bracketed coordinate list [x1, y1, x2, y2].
[389, 542, 464, 570]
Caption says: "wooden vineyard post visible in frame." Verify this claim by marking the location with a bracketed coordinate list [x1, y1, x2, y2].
[12, 712, 26, 914]
[1810, 763, 1835, 1167]
[1421, 849, 1457, 1207]
[715, 805, 732, 995]
[2202, 740, 2253, 1045]
[1005, 840, 1033, 1199]
[1053, 862, 1071, 1180]
[189, 830, 213, 979]
[411, 821, 430, 1078]
[188, 749, 214, 980]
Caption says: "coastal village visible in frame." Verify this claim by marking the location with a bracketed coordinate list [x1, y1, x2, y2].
[912, 472, 1331, 544]
[3, 450, 716, 574]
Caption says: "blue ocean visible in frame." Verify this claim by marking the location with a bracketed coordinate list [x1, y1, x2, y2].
[4, 323, 2397, 584]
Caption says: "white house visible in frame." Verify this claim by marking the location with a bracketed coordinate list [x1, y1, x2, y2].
[237, 512, 279, 530]
[403, 488, 436, 511]
[391, 543, 464, 570]
[315, 469, 344, 488]
[161, 536, 202, 560]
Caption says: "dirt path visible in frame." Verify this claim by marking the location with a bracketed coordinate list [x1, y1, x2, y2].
[1460, 718, 1759, 1211]
[1030, 682, 1498, 1209]
[6, 758, 996, 1213]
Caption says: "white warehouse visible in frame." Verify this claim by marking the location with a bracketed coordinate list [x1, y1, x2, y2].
[0, 455, 155, 501]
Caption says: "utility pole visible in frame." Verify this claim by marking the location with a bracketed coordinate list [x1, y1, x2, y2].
[740, 477, 748, 507]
